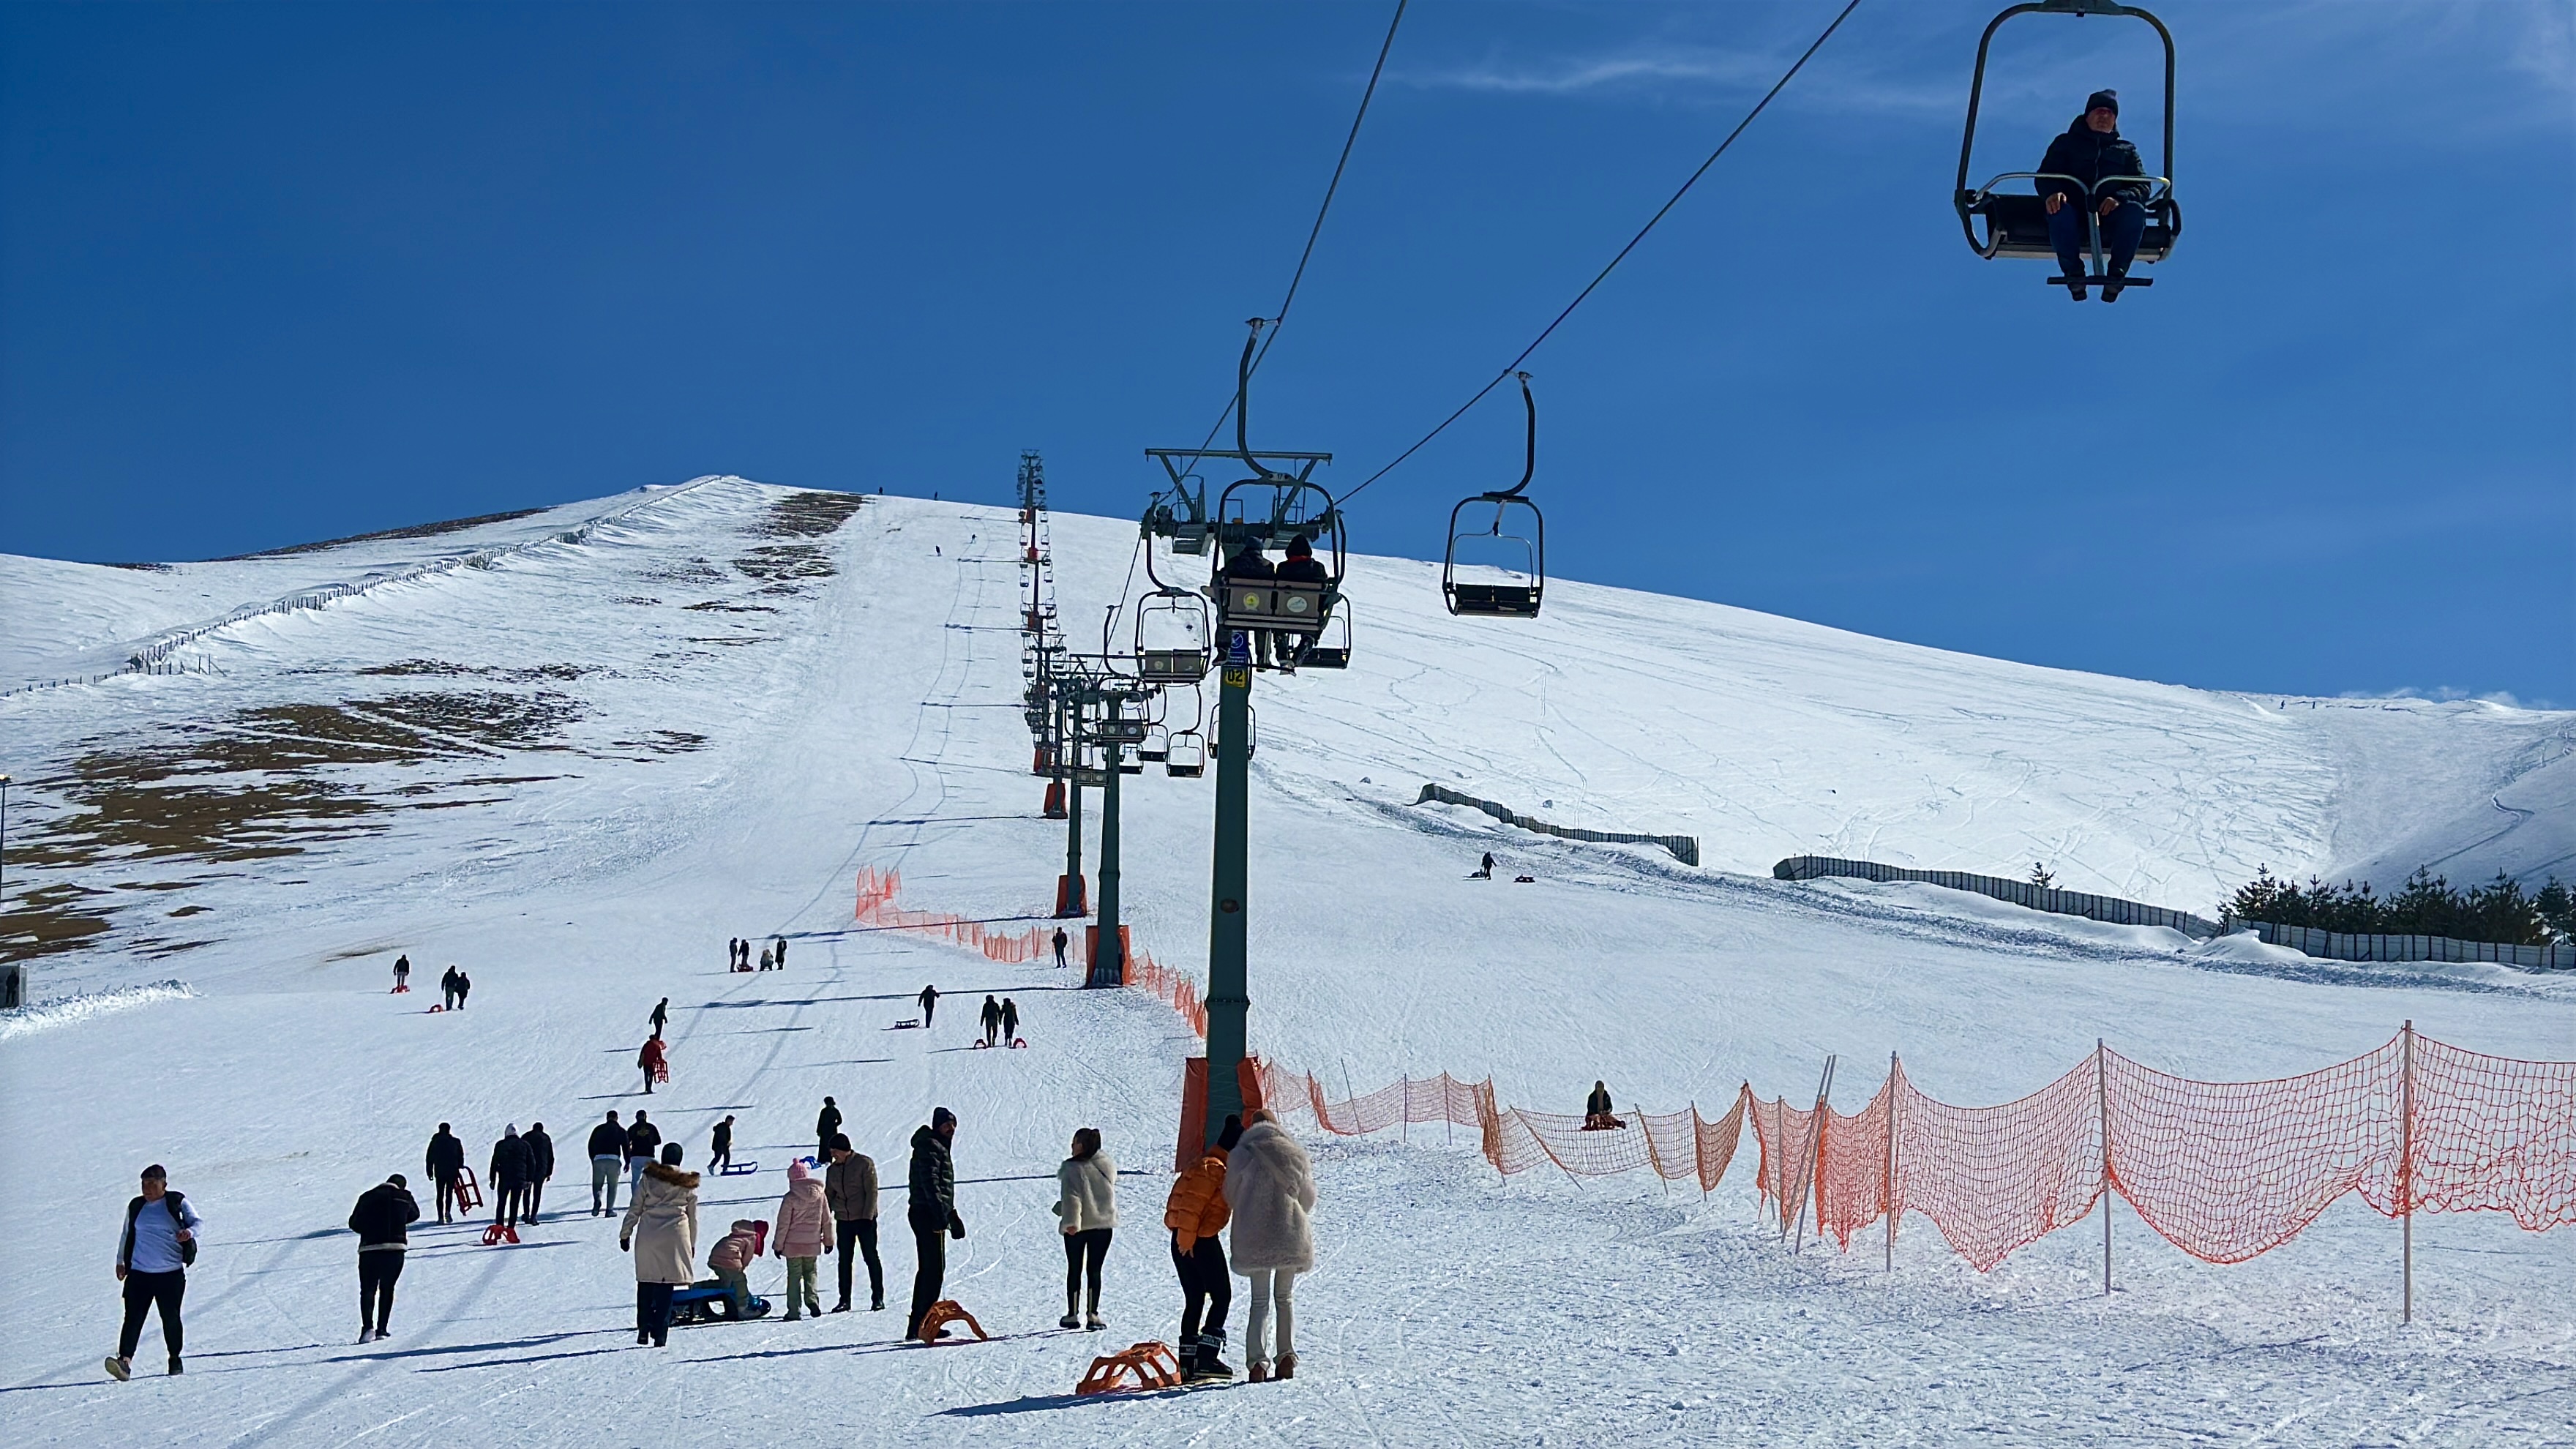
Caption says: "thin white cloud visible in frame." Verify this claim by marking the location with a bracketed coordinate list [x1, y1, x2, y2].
[1398, 42, 1951, 113]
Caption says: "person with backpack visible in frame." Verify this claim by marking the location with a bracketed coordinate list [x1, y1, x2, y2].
[424, 1124, 466, 1224]
[523, 1122, 555, 1221]
[771, 1160, 833, 1321]
[1165, 1115, 1240, 1381]
[825, 1134, 882, 1312]
[620, 1142, 700, 1348]
[1054, 1126, 1116, 1330]
[490, 1126, 531, 1228]
[1000, 997, 1020, 1046]
[589, 1110, 626, 1216]
[815, 1097, 842, 1162]
[347, 1173, 419, 1344]
[709, 1115, 736, 1176]
[1225, 1108, 1317, 1382]
[107, 1164, 200, 1381]
[905, 1108, 965, 1339]
[625, 1111, 662, 1200]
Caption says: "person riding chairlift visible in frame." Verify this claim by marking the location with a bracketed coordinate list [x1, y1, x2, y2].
[1224, 544, 1277, 666]
[2038, 89, 2150, 303]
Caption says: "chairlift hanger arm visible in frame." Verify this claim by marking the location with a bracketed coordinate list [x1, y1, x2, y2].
[1489, 372, 1535, 502]
[1955, 0, 2176, 243]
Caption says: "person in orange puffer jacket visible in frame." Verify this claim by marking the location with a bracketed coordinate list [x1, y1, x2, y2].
[1164, 1113, 1241, 1381]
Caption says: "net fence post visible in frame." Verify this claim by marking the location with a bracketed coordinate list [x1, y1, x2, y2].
[1791, 1056, 1835, 1256]
[2098, 1038, 2111, 1298]
[2401, 1019, 2414, 1325]
[1884, 1050, 1898, 1277]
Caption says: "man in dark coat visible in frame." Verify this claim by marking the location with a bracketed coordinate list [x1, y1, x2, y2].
[588, 1110, 626, 1216]
[440, 967, 460, 1011]
[2037, 89, 2151, 301]
[905, 1108, 965, 1339]
[709, 1115, 735, 1175]
[488, 1126, 530, 1228]
[979, 995, 1003, 1048]
[999, 997, 1019, 1045]
[1223, 544, 1278, 664]
[1052, 927, 1069, 968]
[522, 1123, 555, 1221]
[453, 970, 471, 1008]
[424, 1124, 465, 1224]
[917, 983, 939, 1028]
[815, 1097, 842, 1162]
[348, 1174, 419, 1343]
[624, 1111, 662, 1202]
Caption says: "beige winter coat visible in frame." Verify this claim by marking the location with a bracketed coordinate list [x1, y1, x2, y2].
[621, 1161, 701, 1285]
[1222, 1121, 1316, 1273]
[1055, 1152, 1117, 1234]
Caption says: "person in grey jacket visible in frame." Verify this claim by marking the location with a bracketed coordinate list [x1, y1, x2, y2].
[1224, 1109, 1318, 1382]
[825, 1134, 883, 1312]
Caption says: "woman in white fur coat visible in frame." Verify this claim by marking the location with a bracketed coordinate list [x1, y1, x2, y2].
[1221, 1109, 1317, 1382]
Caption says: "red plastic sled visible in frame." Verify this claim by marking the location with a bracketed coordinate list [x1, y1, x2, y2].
[482, 1221, 520, 1246]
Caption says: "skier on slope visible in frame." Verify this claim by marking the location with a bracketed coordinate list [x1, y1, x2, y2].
[589, 1110, 626, 1215]
[815, 1098, 842, 1162]
[639, 1034, 667, 1094]
[917, 984, 940, 1029]
[980, 995, 1003, 1047]
[1000, 997, 1020, 1046]
[424, 1124, 466, 1224]
[489, 1126, 531, 1229]
[348, 1172, 418, 1344]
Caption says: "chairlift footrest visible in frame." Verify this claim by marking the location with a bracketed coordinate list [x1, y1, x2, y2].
[2047, 274, 2151, 288]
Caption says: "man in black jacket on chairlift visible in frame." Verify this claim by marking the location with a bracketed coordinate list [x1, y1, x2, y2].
[2039, 89, 2150, 302]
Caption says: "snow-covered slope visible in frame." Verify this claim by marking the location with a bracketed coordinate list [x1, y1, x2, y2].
[3, 479, 2569, 1447]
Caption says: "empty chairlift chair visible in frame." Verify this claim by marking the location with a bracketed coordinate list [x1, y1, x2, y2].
[1443, 373, 1546, 619]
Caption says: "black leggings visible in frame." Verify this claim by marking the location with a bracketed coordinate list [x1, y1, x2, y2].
[1064, 1227, 1112, 1311]
[117, 1269, 185, 1360]
[359, 1252, 405, 1330]
[1171, 1232, 1229, 1341]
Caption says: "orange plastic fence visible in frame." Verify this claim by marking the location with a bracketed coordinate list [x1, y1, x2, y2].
[857, 868, 2576, 1273]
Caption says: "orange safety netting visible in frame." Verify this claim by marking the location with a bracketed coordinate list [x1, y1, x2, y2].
[855, 867, 2576, 1271]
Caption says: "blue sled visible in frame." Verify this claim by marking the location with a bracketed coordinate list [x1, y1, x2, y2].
[671, 1283, 772, 1326]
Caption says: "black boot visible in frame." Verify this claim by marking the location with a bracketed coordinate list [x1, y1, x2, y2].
[1191, 1328, 1235, 1382]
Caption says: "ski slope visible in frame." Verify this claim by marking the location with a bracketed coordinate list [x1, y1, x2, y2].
[3, 478, 2571, 1447]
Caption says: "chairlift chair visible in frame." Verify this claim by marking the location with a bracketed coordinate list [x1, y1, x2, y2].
[1955, 1, 2180, 288]
[1443, 373, 1545, 618]
[1298, 603, 1352, 670]
[1140, 722, 1170, 763]
[1166, 729, 1206, 779]
[1135, 588, 1213, 685]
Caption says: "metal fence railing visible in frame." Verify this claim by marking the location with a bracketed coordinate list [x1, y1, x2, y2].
[1772, 855, 2223, 937]
[1415, 784, 1699, 866]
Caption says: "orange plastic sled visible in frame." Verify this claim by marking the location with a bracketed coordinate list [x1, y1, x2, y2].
[915, 1300, 989, 1345]
[1076, 1341, 1184, 1396]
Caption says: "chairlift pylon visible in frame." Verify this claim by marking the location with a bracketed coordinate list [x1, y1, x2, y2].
[1955, 0, 2181, 288]
[1442, 372, 1545, 618]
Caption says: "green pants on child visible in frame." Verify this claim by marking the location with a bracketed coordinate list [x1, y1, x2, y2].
[785, 1256, 820, 1319]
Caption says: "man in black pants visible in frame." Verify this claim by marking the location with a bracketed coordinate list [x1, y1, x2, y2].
[1052, 928, 1068, 968]
[108, 1164, 200, 1381]
[489, 1126, 530, 1229]
[424, 1123, 465, 1224]
[522, 1123, 555, 1222]
[905, 1108, 964, 1338]
[348, 1173, 419, 1344]
[826, 1134, 883, 1312]
[815, 1096, 842, 1163]
[917, 983, 939, 1029]
[708, 1114, 735, 1176]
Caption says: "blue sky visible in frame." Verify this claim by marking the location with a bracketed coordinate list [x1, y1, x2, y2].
[3, 1, 2569, 703]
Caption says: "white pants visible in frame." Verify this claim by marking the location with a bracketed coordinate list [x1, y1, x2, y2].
[1244, 1268, 1297, 1364]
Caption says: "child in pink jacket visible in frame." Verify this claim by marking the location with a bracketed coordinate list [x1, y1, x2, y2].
[772, 1160, 834, 1321]
[707, 1219, 763, 1315]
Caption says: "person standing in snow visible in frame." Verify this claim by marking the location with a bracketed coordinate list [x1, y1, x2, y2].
[1052, 927, 1069, 968]
[392, 955, 410, 992]
[649, 997, 669, 1036]
[725, 937, 739, 971]
[489, 1126, 530, 1229]
[589, 1110, 626, 1216]
[424, 1123, 466, 1224]
[625, 1111, 662, 1200]
[621, 1142, 700, 1348]
[917, 983, 939, 1029]
[979, 995, 1002, 1047]
[440, 966, 460, 1011]
[1225, 1109, 1317, 1382]
[1165, 1114, 1240, 1381]
[1475, 852, 1495, 880]
[826, 1134, 882, 1312]
[905, 1108, 965, 1339]
[453, 970, 471, 1009]
[772, 1160, 833, 1321]
[1000, 997, 1020, 1046]
[523, 1122, 555, 1221]
[815, 1097, 842, 1162]
[107, 1164, 200, 1381]
[709, 1115, 736, 1176]
[1055, 1126, 1115, 1330]
[347, 1173, 419, 1344]
[638, 1033, 667, 1094]
[774, 935, 787, 970]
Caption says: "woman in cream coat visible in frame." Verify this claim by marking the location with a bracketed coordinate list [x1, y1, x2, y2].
[621, 1142, 700, 1347]
[1054, 1126, 1116, 1330]
[1222, 1109, 1317, 1381]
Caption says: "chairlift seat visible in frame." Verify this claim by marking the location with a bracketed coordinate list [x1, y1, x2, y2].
[1139, 649, 1208, 684]
[1448, 583, 1541, 618]
[1965, 192, 2176, 263]
[1096, 719, 1147, 744]
[1221, 580, 1328, 632]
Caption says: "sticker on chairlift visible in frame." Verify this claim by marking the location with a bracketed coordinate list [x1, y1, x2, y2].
[1226, 631, 1251, 666]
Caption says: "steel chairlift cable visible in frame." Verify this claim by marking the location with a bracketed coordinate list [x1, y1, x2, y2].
[1175, 0, 1409, 462]
[1339, 0, 1864, 507]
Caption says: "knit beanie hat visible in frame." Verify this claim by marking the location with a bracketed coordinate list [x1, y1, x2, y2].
[2086, 89, 2118, 116]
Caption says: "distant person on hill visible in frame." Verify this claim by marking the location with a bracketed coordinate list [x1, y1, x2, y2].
[489, 1126, 531, 1229]
[980, 995, 1003, 1047]
[424, 1124, 465, 1223]
[905, 1108, 965, 1339]
[918, 984, 940, 1029]
[772, 1160, 833, 1321]
[523, 1122, 555, 1221]
[639, 1034, 667, 1094]
[1055, 1126, 1116, 1330]
[625, 1111, 662, 1199]
[815, 1098, 842, 1162]
[107, 1164, 201, 1382]
[710, 1115, 736, 1176]
[759, 943, 775, 972]
[827, 1134, 883, 1313]
[1000, 997, 1020, 1045]
[440, 966, 460, 1011]
[621, 1142, 700, 1348]
[2038, 89, 2151, 302]
[1475, 853, 1495, 880]
[453, 970, 471, 1009]
[589, 1110, 626, 1216]
[1582, 1081, 1626, 1131]
[774, 936, 787, 970]
[347, 1172, 418, 1344]
[650, 997, 669, 1036]
[1053, 928, 1070, 968]
[1225, 1108, 1317, 1383]
[1166, 1114, 1240, 1382]
[392, 955, 410, 992]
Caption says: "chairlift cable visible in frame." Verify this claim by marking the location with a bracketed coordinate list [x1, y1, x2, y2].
[1340, 0, 1863, 507]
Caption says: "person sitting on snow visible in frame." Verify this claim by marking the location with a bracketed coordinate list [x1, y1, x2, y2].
[1582, 1080, 1627, 1131]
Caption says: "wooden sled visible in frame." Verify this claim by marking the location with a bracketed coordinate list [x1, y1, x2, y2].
[1076, 1340, 1184, 1396]
[915, 1299, 989, 1345]
[452, 1167, 485, 1211]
